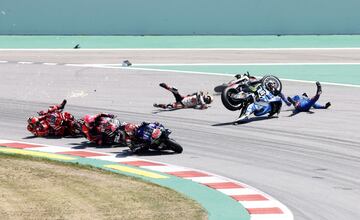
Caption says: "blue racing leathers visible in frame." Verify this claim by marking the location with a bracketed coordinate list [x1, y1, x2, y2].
[291, 94, 326, 112]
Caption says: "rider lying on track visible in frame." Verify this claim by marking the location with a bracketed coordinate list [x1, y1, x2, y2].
[153, 83, 213, 110]
[287, 81, 331, 115]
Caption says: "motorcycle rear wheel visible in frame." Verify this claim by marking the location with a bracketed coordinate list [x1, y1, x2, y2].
[221, 87, 244, 111]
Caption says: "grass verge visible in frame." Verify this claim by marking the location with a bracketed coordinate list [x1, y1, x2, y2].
[0, 153, 206, 220]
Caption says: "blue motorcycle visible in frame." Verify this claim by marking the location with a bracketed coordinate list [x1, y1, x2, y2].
[134, 122, 183, 154]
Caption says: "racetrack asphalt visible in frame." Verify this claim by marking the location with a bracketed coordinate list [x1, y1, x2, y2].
[0, 50, 359, 220]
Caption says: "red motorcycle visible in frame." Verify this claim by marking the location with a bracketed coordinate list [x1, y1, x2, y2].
[27, 100, 82, 137]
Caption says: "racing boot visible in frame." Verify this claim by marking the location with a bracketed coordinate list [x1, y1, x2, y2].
[153, 103, 167, 109]
[59, 99, 67, 110]
[238, 114, 249, 121]
[287, 97, 296, 106]
[316, 81, 322, 95]
[302, 93, 308, 98]
[325, 102, 331, 109]
[159, 83, 178, 93]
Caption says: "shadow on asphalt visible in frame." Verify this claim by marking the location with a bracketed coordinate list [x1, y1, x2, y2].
[114, 149, 178, 157]
[23, 135, 84, 140]
[68, 141, 126, 150]
[212, 116, 277, 126]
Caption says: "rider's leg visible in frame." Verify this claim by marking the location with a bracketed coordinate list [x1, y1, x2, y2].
[153, 102, 183, 109]
[159, 83, 184, 102]
[253, 104, 272, 117]
[313, 102, 331, 109]
[238, 103, 256, 120]
[300, 82, 322, 111]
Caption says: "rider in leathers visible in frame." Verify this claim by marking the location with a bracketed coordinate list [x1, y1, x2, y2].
[82, 113, 119, 145]
[27, 99, 78, 136]
[82, 113, 138, 147]
[153, 83, 213, 110]
[287, 81, 331, 114]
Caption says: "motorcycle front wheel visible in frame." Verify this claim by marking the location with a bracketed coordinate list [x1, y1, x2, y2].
[261, 75, 282, 93]
[165, 138, 183, 153]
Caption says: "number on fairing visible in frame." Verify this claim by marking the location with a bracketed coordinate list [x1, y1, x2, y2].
[258, 88, 266, 97]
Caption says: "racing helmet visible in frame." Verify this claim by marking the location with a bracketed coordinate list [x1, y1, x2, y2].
[151, 128, 162, 140]
[203, 94, 214, 104]
[83, 114, 96, 128]
[28, 116, 39, 125]
[265, 81, 276, 91]
[124, 123, 138, 136]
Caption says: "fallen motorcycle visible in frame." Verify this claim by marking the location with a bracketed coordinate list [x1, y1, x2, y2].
[214, 72, 258, 93]
[221, 73, 282, 111]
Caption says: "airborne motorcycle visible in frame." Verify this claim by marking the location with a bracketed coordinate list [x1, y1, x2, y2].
[221, 73, 282, 111]
[132, 122, 183, 154]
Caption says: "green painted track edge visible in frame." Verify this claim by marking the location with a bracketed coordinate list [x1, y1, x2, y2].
[1, 35, 360, 48]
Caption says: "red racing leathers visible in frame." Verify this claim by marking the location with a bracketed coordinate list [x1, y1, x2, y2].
[27, 100, 80, 137]
[82, 113, 120, 145]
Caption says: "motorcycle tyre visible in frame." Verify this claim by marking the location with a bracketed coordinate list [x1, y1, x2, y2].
[221, 87, 244, 111]
[261, 75, 282, 93]
[165, 138, 183, 154]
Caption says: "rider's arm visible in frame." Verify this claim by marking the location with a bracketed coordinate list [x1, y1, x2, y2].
[93, 113, 115, 123]
[47, 100, 67, 113]
[279, 92, 291, 106]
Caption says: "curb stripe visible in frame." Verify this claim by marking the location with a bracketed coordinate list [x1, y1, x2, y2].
[166, 171, 210, 178]
[104, 164, 168, 179]
[1, 142, 43, 149]
[57, 151, 108, 157]
[0, 147, 76, 161]
[0, 140, 293, 220]
[231, 194, 268, 201]
[120, 160, 166, 166]
[204, 182, 245, 189]
[247, 207, 283, 214]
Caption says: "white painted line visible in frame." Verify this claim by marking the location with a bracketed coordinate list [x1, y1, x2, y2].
[0, 139, 14, 144]
[43, 62, 58, 65]
[217, 188, 259, 196]
[87, 155, 138, 162]
[250, 215, 290, 220]
[94, 65, 360, 88]
[17, 61, 33, 64]
[144, 165, 191, 173]
[77, 62, 360, 67]
[26, 146, 76, 153]
[1, 48, 360, 51]
[0, 60, 9, 63]
[186, 176, 228, 184]
[132, 62, 360, 66]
